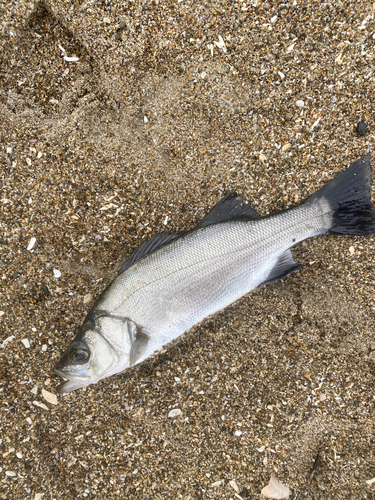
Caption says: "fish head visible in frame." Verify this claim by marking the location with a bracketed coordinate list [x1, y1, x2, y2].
[54, 316, 138, 393]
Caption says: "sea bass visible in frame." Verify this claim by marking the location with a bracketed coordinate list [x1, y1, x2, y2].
[54, 156, 374, 393]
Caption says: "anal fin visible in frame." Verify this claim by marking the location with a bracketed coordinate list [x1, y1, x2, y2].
[261, 250, 303, 286]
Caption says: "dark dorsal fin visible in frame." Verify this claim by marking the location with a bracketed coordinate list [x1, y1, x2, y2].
[118, 193, 259, 275]
[261, 250, 303, 286]
[195, 192, 260, 229]
[118, 232, 179, 275]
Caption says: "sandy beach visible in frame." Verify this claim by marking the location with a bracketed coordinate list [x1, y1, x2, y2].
[1, 1, 375, 498]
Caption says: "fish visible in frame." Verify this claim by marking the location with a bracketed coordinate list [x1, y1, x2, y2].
[54, 155, 375, 393]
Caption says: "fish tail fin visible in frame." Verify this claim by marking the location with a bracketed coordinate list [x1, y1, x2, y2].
[306, 155, 375, 236]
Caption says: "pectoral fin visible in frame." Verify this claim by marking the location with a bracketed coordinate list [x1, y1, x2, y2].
[129, 331, 150, 366]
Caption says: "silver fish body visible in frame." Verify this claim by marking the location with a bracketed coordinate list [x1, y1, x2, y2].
[54, 156, 374, 393]
[94, 198, 331, 355]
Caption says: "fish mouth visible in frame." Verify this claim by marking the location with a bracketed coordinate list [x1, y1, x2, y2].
[54, 367, 92, 394]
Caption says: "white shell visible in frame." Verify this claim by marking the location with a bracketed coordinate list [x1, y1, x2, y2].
[168, 408, 182, 418]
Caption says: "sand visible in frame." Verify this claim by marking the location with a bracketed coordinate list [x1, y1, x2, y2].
[1, 1, 375, 498]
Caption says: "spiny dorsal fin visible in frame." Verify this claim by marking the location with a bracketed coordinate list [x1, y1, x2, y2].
[195, 192, 260, 229]
[261, 250, 303, 286]
[118, 193, 259, 275]
[118, 232, 179, 275]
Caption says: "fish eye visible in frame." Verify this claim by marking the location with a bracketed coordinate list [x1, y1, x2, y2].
[71, 349, 89, 362]
[70, 343, 90, 364]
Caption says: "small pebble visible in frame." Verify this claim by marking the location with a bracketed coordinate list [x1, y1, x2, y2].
[83, 293, 93, 304]
[1, 335, 14, 348]
[234, 430, 242, 436]
[42, 389, 58, 405]
[21, 338, 30, 348]
[27, 237, 36, 251]
[5, 471, 16, 477]
[213, 35, 226, 53]
[30, 385, 38, 395]
[229, 479, 240, 493]
[16, 452, 22, 459]
[258, 152, 267, 162]
[33, 400, 49, 411]
[53, 269, 61, 278]
[312, 117, 321, 129]
[296, 100, 304, 107]
[357, 121, 367, 136]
